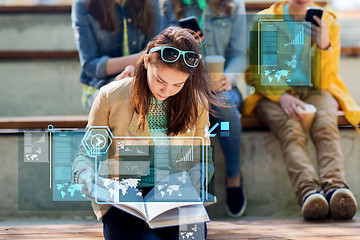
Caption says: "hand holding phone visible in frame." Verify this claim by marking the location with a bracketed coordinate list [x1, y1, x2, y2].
[179, 16, 204, 42]
[305, 7, 330, 50]
[305, 7, 323, 27]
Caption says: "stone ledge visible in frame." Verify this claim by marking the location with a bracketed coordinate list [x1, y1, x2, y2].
[207, 129, 360, 218]
[0, 129, 359, 218]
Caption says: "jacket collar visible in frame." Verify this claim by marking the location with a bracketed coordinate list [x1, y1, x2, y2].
[264, 1, 326, 16]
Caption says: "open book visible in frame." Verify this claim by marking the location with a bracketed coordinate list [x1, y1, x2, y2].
[92, 172, 215, 229]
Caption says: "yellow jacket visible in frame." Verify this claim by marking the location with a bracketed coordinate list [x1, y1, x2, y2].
[243, 1, 360, 131]
[72, 77, 213, 220]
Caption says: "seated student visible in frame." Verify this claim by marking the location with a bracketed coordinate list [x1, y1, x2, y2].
[163, 0, 247, 217]
[71, 0, 161, 110]
[243, 0, 360, 220]
[72, 27, 218, 240]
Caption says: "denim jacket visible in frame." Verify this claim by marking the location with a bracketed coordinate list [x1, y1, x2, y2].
[72, 0, 161, 88]
[162, 0, 247, 87]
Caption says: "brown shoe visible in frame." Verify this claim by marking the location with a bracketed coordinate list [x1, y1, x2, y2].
[301, 193, 329, 220]
[328, 188, 357, 219]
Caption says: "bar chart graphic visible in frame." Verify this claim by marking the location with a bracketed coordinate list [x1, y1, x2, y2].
[285, 27, 304, 46]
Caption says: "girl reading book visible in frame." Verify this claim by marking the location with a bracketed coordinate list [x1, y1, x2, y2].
[73, 26, 217, 239]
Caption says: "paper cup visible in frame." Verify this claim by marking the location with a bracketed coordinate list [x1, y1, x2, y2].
[205, 55, 225, 83]
[297, 104, 317, 132]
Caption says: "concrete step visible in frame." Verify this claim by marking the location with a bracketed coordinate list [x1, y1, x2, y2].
[0, 60, 87, 116]
[0, 130, 359, 219]
[0, 12, 75, 51]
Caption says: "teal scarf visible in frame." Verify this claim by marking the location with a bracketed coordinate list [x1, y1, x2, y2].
[182, 0, 207, 30]
[182, 0, 206, 10]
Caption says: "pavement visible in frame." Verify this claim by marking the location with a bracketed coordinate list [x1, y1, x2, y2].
[2, 215, 360, 239]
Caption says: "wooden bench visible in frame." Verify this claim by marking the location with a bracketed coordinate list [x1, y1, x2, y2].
[0, 112, 355, 131]
[0, 115, 88, 130]
[242, 111, 356, 130]
[1, 47, 359, 60]
[0, 1, 359, 59]
[0, 2, 327, 13]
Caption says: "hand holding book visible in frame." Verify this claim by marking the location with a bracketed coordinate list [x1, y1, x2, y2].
[91, 172, 215, 228]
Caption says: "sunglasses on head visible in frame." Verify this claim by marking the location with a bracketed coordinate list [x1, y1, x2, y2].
[149, 46, 202, 68]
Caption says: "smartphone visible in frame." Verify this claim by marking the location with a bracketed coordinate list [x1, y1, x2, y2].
[305, 7, 323, 27]
[178, 16, 203, 37]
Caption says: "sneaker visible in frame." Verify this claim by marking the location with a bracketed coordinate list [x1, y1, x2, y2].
[226, 186, 247, 217]
[301, 192, 329, 220]
[326, 188, 357, 219]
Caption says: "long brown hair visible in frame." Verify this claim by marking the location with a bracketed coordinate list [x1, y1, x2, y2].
[171, 0, 235, 21]
[87, 0, 155, 37]
[132, 26, 219, 136]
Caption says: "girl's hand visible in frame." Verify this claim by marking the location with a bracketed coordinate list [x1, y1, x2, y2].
[78, 168, 95, 197]
[193, 30, 205, 43]
[115, 65, 135, 81]
[312, 16, 331, 50]
[77, 168, 105, 198]
[217, 74, 232, 92]
[279, 94, 306, 120]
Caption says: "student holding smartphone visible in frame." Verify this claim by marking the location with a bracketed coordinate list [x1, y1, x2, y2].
[72, 0, 161, 110]
[244, 0, 360, 220]
[163, 0, 247, 217]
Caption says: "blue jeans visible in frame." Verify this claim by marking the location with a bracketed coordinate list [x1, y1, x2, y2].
[211, 87, 243, 178]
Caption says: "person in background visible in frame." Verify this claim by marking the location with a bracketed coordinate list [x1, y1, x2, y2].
[244, 0, 360, 220]
[72, 0, 161, 110]
[73, 26, 217, 240]
[162, 0, 247, 217]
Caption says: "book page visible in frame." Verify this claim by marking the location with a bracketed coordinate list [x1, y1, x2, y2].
[113, 203, 148, 221]
[145, 202, 202, 222]
[92, 178, 147, 220]
[143, 172, 203, 221]
[148, 204, 210, 229]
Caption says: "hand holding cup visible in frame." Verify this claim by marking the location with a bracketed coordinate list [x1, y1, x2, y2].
[297, 104, 317, 132]
[205, 55, 225, 90]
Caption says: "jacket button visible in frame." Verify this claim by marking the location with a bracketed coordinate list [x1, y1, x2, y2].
[132, 41, 137, 45]
[128, 18, 132, 23]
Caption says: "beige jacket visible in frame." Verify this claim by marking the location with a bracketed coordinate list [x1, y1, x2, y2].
[72, 77, 213, 220]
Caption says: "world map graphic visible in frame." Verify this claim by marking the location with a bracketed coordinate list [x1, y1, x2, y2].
[56, 183, 86, 199]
